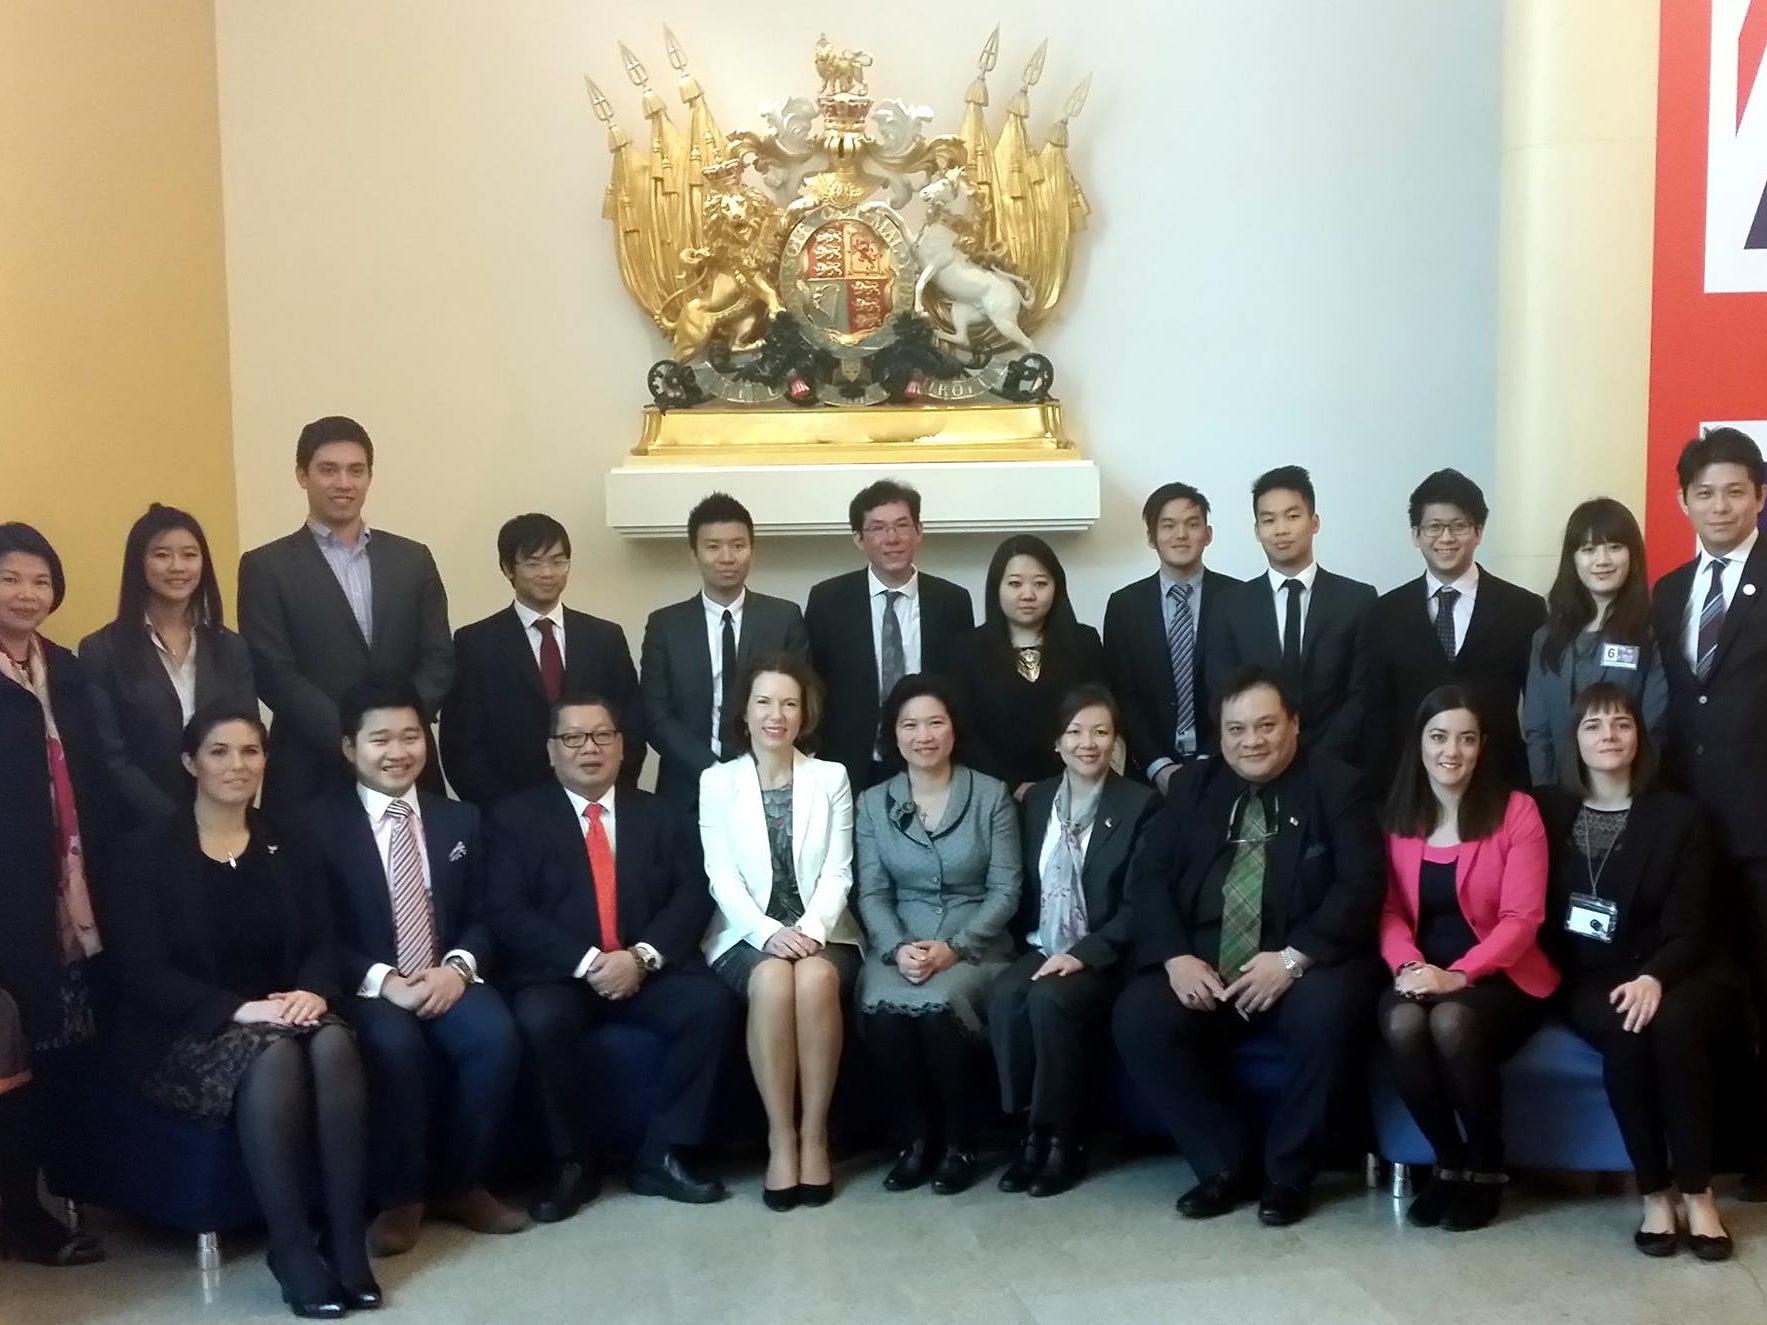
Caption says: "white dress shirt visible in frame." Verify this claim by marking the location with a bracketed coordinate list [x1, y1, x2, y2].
[148, 620, 198, 725]
[355, 784, 477, 997]
[513, 599, 567, 669]
[564, 785, 663, 977]
[868, 566, 923, 684]
[1683, 528, 1760, 668]
[704, 589, 746, 757]
[1266, 562, 1320, 652]
[1424, 564, 1480, 654]
[1031, 802, 1095, 956]
[308, 520, 374, 646]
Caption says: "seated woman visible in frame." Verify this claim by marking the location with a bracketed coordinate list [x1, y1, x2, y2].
[1378, 685, 1556, 1231]
[856, 675, 1021, 1196]
[0, 523, 108, 1267]
[104, 705, 377, 1318]
[700, 653, 863, 1212]
[1540, 682, 1740, 1261]
[951, 535, 1105, 799]
[80, 504, 256, 828]
[987, 684, 1157, 1198]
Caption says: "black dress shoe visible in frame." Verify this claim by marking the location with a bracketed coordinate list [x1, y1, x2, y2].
[630, 1150, 727, 1204]
[796, 1182, 833, 1207]
[1175, 1171, 1252, 1219]
[883, 1140, 934, 1192]
[762, 1185, 801, 1213]
[1257, 1182, 1311, 1227]
[1028, 1137, 1087, 1198]
[930, 1147, 978, 1195]
[341, 1276, 384, 1311]
[1690, 1231, 1734, 1262]
[266, 1247, 348, 1320]
[529, 1159, 600, 1224]
[1405, 1171, 1464, 1228]
[998, 1131, 1049, 1193]
[1634, 1225, 1680, 1257]
[1441, 1177, 1504, 1231]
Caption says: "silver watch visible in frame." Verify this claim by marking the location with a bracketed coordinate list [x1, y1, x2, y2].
[1280, 947, 1306, 980]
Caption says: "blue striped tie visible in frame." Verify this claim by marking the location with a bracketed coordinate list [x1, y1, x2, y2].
[1167, 583, 1196, 749]
[1696, 558, 1728, 681]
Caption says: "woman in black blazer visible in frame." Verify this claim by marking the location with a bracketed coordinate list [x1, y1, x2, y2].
[0, 523, 109, 1267]
[80, 504, 256, 828]
[105, 704, 377, 1317]
[1539, 682, 1742, 1262]
[987, 685, 1157, 1197]
[952, 535, 1106, 798]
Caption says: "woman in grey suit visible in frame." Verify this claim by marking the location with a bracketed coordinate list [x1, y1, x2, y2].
[80, 505, 256, 828]
[856, 675, 1021, 1196]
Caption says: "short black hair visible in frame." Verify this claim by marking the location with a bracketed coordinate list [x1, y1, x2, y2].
[1677, 426, 1765, 494]
[877, 673, 965, 772]
[688, 492, 755, 547]
[181, 702, 268, 758]
[1140, 482, 1211, 534]
[848, 479, 922, 533]
[1408, 468, 1489, 529]
[0, 522, 66, 611]
[1565, 681, 1660, 797]
[1053, 683, 1122, 740]
[1213, 663, 1299, 725]
[549, 692, 621, 736]
[339, 678, 427, 740]
[497, 513, 571, 570]
[295, 416, 374, 471]
[1251, 465, 1315, 515]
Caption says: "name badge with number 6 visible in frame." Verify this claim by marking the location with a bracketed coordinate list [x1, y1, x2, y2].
[1598, 643, 1640, 670]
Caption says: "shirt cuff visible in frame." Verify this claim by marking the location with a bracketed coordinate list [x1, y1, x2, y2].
[1146, 758, 1175, 781]
[359, 963, 395, 998]
[574, 947, 603, 980]
[442, 949, 481, 983]
[634, 941, 664, 971]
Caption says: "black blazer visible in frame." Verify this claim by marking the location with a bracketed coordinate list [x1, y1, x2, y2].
[1013, 772, 1159, 969]
[1536, 787, 1728, 990]
[1202, 568, 1377, 767]
[101, 810, 338, 1078]
[951, 622, 1107, 789]
[237, 527, 453, 813]
[1103, 569, 1241, 780]
[305, 786, 494, 991]
[639, 590, 809, 811]
[1651, 538, 1767, 859]
[1364, 570, 1544, 793]
[486, 783, 711, 987]
[805, 568, 975, 794]
[78, 620, 257, 828]
[441, 604, 643, 808]
[1126, 750, 1383, 973]
[0, 641, 116, 1045]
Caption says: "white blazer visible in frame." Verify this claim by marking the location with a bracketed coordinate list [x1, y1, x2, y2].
[699, 750, 863, 963]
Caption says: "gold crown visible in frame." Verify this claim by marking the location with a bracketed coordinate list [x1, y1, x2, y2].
[700, 155, 744, 190]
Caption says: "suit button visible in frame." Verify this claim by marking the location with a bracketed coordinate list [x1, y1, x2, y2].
[1696, 744, 1705, 756]
[1699, 695, 1708, 705]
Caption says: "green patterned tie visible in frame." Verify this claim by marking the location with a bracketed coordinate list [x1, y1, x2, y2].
[1217, 792, 1268, 977]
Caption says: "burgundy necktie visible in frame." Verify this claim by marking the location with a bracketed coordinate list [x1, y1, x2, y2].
[534, 617, 564, 702]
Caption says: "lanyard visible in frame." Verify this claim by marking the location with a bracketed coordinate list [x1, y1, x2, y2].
[1575, 807, 1630, 898]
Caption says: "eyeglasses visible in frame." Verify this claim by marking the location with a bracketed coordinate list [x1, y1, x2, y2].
[517, 556, 572, 573]
[550, 729, 619, 749]
[861, 519, 917, 537]
[1418, 520, 1475, 540]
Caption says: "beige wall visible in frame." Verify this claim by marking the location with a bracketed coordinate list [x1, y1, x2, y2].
[0, 0, 236, 644]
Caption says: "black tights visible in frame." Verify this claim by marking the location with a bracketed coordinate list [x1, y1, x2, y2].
[235, 1027, 370, 1289]
[862, 1011, 982, 1150]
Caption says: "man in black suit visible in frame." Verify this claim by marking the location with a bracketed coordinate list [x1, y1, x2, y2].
[1104, 481, 1239, 791]
[640, 492, 808, 814]
[805, 479, 974, 793]
[1112, 666, 1383, 1226]
[488, 694, 733, 1219]
[441, 513, 642, 806]
[1364, 470, 1544, 792]
[1203, 465, 1376, 769]
[238, 416, 454, 814]
[309, 681, 527, 1256]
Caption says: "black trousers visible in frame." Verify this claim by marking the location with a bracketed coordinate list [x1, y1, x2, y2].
[987, 952, 1118, 1133]
[510, 970, 735, 1164]
[860, 1010, 986, 1149]
[1722, 855, 1767, 1156]
[1111, 960, 1381, 1188]
[1559, 968, 1737, 1193]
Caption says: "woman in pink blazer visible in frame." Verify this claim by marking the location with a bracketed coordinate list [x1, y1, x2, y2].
[1379, 685, 1556, 1232]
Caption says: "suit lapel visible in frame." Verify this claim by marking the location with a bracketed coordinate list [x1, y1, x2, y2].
[501, 606, 548, 700]
[190, 630, 215, 712]
[1264, 773, 1307, 922]
[1139, 575, 1178, 709]
[1079, 778, 1130, 915]
[677, 597, 714, 710]
[1656, 565, 1697, 686]
[341, 794, 399, 954]
[419, 794, 459, 942]
[1249, 575, 1283, 662]
[611, 787, 645, 943]
[1712, 539, 1767, 676]
[294, 529, 370, 654]
[1300, 572, 1331, 665]
[1459, 570, 1500, 660]
[366, 535, 393, 660]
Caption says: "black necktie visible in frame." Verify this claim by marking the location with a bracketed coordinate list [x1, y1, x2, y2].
[1281, 579, 1303, 676]
[719, 608, 738, 752]
[1434, 586, 1460, 659]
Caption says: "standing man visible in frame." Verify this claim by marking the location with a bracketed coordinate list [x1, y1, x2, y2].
[309, 681, 528, 1257]
[1203, 466, 1375, 769]
[1103, 482, 1240, 790]
[442, 513, 642, 807]
[1364, 470, 1543, 792]
[238, 416, 453, 814]
[640, 493, 809, 815]
[805, 480, 974, 793]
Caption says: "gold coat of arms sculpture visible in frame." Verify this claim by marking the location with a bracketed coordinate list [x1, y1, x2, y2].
[587, 29, 1091, 466]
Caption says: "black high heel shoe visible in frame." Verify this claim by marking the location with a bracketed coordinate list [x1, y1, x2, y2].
[266, 1246, 348, 1320]
[0, 1213, 105, 1268]
[762, 1185, 801, 1213]
[796, 1181, 834, 1207]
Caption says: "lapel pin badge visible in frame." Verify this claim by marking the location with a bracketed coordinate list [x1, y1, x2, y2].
[1103, 817, 1115, 830]
[1745, 584, 1757, 597]
[267, 844, 279, 855]
[450, 842, 468, 861]
[1287, 816, 1299, 827]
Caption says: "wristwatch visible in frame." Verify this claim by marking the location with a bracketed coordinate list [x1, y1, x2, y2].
[443, 955, 476, 986]
[1279, 947, 1306, 980]
[629, 945, 662, 974]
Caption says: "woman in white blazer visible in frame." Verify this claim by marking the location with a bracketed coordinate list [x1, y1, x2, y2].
[700, 652, 862, 1212]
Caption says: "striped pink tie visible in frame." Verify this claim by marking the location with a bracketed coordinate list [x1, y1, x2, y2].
[383, 799, 436, 974]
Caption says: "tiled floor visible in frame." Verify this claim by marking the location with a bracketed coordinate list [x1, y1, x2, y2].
[6, 1155, 1766, 1324]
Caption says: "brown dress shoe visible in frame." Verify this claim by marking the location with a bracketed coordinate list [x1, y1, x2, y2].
[367, 1202, 425, 1257]
[431, 1187, 532, 1235]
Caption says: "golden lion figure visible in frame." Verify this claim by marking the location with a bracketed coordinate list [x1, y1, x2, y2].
[813, 34, 872, 96]
[661, 183, 786, 362]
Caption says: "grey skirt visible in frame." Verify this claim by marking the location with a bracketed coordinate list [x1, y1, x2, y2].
[0, 989, 29, 1094]
[857, 951, 1012, 1037]
[712, 941, 862, 1000]
[139, 1013, 350, 1126]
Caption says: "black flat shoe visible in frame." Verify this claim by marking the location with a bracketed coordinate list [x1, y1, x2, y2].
[1257, 1182, 1311, 1227]
[630, 1150, 726, 1204]
[1176, 1171, 1253, 1220]
[1028, 1137, 1087, 1198]
[883, 1140, 934, 1192]
[931, 1147, 978, 1196]
[998, 1131, 1049, 1194]
[529, 1159, 601, 1223]
[1634, 1226, 1680, 1257]
[0, 1214, 105, 1268]
[762, 1185, 801, 1213]
[1406, 1171, 1464, 1228]
[796, 1182, 833, 1207]
[1690, 1232, 1734, 1262]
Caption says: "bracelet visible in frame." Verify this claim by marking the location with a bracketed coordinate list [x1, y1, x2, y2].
[1397, 961, 1423, 974]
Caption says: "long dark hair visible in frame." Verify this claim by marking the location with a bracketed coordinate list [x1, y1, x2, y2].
[1538, 498, 1651, 674]
[116, 505, 225, 664]
[981, 534, 1081, 654]
[1382, 685, 1510, 841]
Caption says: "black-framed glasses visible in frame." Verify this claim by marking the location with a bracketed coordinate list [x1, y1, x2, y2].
[550, 728, 620, 749]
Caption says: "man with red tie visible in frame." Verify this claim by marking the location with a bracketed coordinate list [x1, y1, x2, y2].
[441, 514, 643, 808]
[488, 694, 733, 1220]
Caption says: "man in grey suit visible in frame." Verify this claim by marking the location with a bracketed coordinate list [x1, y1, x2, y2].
[238, 415, 453, 814]
[640, 493, 808, 813]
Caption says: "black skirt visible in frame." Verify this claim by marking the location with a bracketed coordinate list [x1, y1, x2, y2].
[138, 1013, 349, 1126]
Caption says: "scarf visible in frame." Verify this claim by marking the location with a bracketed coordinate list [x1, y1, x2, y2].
[1038, 774, 1103, 955]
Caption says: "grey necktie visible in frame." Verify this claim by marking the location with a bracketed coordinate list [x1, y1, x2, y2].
[880, 589, 906, 699]
[1167, 583, 1196, 748]
[1696, 559, 1728, 681]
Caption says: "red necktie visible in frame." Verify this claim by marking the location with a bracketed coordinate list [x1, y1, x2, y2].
[535, 617, 564, 702]
[584, 803, 620, 949]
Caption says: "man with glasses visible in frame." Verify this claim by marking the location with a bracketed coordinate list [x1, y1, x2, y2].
[442, 514, 643, 807]
[1364, 470, 1543, 791]
[489, 695, 732, 1220]
[805, 480, 975, 793]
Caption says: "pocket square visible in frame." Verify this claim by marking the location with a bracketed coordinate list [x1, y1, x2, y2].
[449, 841, 467, 862]
[1301, 843, 1325, 860]
[267, 844, 279, 855]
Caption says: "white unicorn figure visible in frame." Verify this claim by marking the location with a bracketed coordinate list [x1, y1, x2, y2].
[913, 172, 1036, 355]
